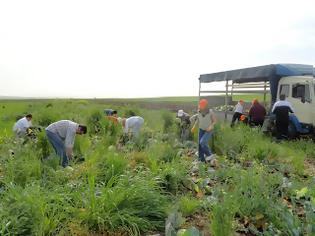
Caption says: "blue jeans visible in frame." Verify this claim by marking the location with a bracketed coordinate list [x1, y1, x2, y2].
[199, 129, 212, 162]
[46, 130, 68, 167]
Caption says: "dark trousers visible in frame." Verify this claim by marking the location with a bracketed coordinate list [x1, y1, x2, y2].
[250, 120, 264, 127]
[276, 121, 288, 139]
[231, 112, 242, 127]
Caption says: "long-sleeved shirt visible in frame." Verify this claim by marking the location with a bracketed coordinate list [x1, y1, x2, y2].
[13, 117, 32, 133]
[234, 103, 244, 114]
[45, 120, 78, 148]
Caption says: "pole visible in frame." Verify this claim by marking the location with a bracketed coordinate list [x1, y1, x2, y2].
[225, 79, 228, 121]
[198, 78, 201, 160]
[263, 80, 267, 107]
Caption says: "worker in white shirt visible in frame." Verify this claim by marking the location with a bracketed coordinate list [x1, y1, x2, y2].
[45, 120, 87, 167]
[231, 100, 245, 127]
[13, 114, 33, 137]
[118, 116, 144, 137]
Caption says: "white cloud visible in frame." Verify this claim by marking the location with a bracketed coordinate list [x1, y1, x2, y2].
[0, 0, 314, 98]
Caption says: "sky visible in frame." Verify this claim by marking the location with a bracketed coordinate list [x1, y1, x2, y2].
[0, 0, 314, 98]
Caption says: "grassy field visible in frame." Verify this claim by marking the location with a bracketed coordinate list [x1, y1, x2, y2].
[0, 99, 314, 235]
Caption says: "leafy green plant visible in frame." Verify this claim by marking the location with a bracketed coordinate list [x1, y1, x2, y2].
[179, 195, 201, 216]
[162, 111, 175, 133]
[210, 197, 236, 236]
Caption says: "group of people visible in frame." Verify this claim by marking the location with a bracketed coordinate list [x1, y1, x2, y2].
[231, 98, 267, 127]
[13, 111, 144, 168]
[175, 95, 295, 163]
[230, 95, 294, 140]
[13, 95, 294, 168]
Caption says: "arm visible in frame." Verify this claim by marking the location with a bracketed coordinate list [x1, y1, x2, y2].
[288, 107, 294, 113]
[288, 104, 294, 113]
[191, 115, 199, 133]
[65, 128, 76, 159]
[271, 103, 277, 113]
[66, 147, 73, 159]
[124, 121, 129, 134]
[206, 112, 217, 132]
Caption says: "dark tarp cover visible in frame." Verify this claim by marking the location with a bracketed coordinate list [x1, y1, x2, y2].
[199, 64, 314, 102]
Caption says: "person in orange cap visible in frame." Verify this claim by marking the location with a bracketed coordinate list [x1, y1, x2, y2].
[191, 99, 217, 162]
[231, 100, 244, 127]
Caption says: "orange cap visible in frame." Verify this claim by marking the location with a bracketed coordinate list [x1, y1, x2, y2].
[198, 99, 208, 109]
[240, 115, 246, 121]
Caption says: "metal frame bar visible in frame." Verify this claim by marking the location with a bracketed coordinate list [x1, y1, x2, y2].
[199, 79, 271, 121]
[200, 90, 270, 94]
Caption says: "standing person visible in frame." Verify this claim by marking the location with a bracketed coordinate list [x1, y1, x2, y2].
[272, 94, 294, 140]
[248, 99, 266, 127]
[13, 114, 33, 137]
[177, 109, 191, 142]
[45, 120, 87, 167]
[231, 100, 244, 127]
[191, 99, 217, 162]
[119, 116, 144, 137]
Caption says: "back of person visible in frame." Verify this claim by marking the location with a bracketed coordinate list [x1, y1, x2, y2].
[13, 117, 31, 132]
[126, 116, 144, 127]
[273, 106, 290, 123]
[272, 100, 294, 124]
[249, 103, 266, 122]
[46, 120, 78, 140]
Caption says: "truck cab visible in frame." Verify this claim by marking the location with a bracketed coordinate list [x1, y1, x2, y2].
[277, 76, 315, 132]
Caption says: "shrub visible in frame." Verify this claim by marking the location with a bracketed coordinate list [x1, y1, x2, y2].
[78, 174, 167, 234]
[179, 195, 201, 216]
[162, 111, 174, 133]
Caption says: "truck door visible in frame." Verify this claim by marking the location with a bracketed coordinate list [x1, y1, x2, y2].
[287, 83, 312, 124]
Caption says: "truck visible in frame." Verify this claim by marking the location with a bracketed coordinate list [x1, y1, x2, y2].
[198, 64, 315, 138]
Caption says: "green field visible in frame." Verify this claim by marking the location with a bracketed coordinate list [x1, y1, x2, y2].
[0, 99, 314, 235]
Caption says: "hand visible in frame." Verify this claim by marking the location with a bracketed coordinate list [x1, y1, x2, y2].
[191, 127, 195, 133]
[206, 125, 213, 132]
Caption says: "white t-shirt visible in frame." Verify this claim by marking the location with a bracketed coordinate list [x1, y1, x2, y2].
[13, 117, 32, 133]
[124, 116, 144, 134]
[234, 103, 244, 113]
[46, 120, 78, 148]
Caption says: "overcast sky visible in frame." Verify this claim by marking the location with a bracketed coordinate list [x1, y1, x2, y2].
[0, 0, 314, 98]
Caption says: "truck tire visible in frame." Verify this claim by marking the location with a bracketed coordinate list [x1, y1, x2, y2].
[288, 121, 298, 139]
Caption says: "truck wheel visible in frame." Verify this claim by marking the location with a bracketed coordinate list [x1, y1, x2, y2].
[288, 121, 298, 139]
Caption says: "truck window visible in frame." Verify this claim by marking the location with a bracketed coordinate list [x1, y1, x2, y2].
[279, 84, 289, 97]
[292, 84, 310, 101]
